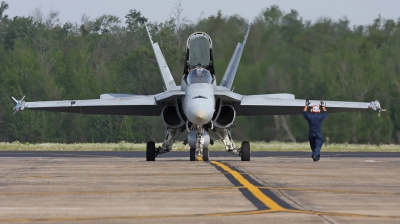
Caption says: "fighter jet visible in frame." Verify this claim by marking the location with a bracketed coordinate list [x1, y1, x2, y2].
[12, 25, 384, 161]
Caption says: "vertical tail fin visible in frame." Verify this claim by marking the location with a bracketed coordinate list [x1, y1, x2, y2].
[220, 25, 251, 90]
[145, 25, 176, 90]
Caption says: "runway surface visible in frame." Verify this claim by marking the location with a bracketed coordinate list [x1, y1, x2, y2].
[1, 151, 400, 158]
[0, 152, 399, 223]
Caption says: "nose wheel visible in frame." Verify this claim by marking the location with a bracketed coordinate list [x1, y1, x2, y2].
[203, 148, 209, 161]
[190, 147, 196, 161]
[189, 147, 209, 161]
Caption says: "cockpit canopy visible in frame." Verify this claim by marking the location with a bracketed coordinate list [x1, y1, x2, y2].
[186, 68, 213, 85]
[187, 32, 212, 69]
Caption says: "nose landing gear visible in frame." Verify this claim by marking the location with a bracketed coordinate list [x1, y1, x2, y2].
[189, 125, 209, 161]
[190, 147, 209, 161]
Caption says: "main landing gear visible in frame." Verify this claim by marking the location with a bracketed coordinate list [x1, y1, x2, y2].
[216, 128, 251, 161]
[146, 141, 156, 161]
[146, 126, 250, 161]
[147, 141, 249, 161]
[241, 141, 250, 161]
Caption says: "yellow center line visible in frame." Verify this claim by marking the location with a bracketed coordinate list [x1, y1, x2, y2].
[211, 161, 286, 211]
[209, 162, 400, 219]
[196, 156, 203, 161]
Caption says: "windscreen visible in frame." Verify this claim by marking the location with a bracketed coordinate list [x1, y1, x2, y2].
[187, 68, 213, 84]
[188, 36, 210, 67]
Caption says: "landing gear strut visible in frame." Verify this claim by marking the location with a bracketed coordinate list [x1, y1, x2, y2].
[217, 128, 239, 154]
[216, 128, 251, 161]
[146, 128, 182, 161]
[195, 125, 205, 159]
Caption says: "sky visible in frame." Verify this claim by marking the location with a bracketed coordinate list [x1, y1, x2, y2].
[5, 0, 400, 26]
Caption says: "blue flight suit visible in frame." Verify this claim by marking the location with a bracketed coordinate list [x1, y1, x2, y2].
[302, 110, 328, 160]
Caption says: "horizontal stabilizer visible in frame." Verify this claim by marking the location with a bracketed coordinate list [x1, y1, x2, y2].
[146, 25, 176, 90]
[220, 25, 251, 89]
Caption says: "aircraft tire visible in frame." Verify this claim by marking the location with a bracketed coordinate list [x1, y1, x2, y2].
[190, 147, 196, 161]
[203, 148, 209, 161]
[146, 141, 156, 161]
[241, 141, 250, 161]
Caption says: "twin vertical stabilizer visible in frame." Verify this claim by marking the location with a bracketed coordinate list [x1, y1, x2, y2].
[146, 24, 250, 91]
[220, 25, 251, 90]
[145, 25, 176, 90]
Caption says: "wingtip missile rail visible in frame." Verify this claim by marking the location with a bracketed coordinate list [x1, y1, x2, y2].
[369, 100, 386, 117]
[12, 96, 25, 115]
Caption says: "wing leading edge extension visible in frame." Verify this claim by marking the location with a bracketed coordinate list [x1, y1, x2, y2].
[220, 25, 251, 90]
[234, 96, 383, 116]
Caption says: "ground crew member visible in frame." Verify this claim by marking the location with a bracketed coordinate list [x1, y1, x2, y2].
[302, 100, 328, 161]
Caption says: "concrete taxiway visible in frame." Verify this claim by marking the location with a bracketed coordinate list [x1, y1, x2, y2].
[0, 152, 399, 223]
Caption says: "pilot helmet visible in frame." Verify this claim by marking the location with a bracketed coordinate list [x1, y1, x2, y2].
[311, 105, 320, 113]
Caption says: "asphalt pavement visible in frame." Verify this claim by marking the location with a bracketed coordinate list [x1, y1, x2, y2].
[0, 151, 399, 158]
[1, 152, 400, 223]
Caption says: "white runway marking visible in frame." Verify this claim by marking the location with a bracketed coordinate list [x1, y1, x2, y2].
[364, 160, 381, 162]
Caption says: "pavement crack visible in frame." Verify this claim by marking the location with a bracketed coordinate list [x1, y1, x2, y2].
[247, 170, 309, 211]
[318, 214, 335, 224]
[245, 168, 342, 224]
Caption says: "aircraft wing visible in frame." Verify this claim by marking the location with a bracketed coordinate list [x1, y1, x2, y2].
[233, 96, 383, 116]
[12, 94, 163, 116]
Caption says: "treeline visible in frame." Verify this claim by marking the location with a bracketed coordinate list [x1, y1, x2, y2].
[0, 2, 398, 144]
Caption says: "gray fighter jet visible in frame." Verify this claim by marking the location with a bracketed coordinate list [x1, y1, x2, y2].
[12, 25, 384, 161]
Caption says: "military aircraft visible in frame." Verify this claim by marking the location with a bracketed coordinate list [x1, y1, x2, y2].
[12, 25, 384, 161]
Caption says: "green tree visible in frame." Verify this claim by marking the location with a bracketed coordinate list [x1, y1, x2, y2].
[0, 1, 8, 20]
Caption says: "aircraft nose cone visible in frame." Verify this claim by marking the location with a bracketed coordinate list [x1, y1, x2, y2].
[194, 110, 206, 124]
[185, 96, 214, 126]
[187, 106, 213, 126]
